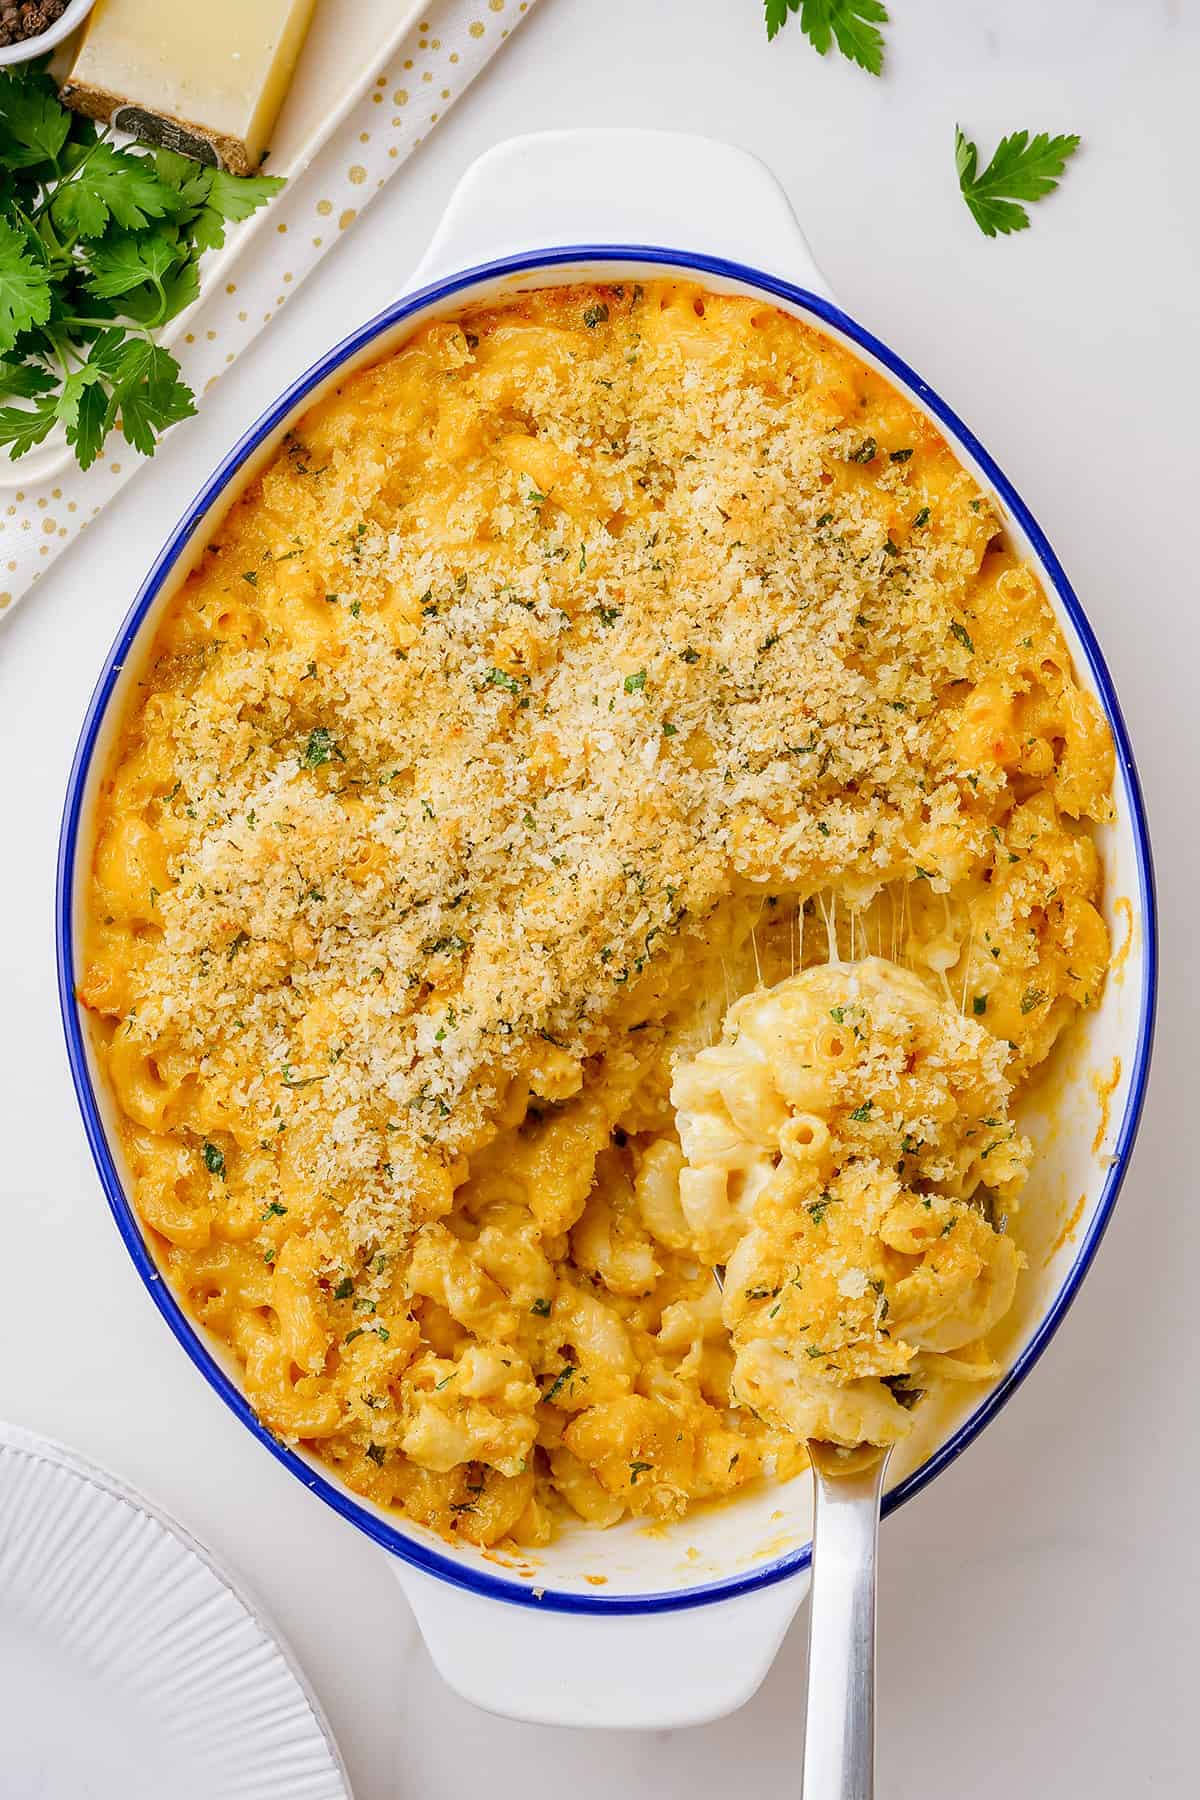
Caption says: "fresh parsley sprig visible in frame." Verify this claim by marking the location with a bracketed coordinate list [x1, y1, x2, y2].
[0, 63, 284, 471]
[764, 0, 889, 76]
[955, 125, 1081, 238]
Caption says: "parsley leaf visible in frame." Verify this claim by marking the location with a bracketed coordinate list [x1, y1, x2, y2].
[107, 340, 195, 455]
[84, 228, 178, 301]
[0, 68, 70, 166]
[766, 0, 889, 76]
[0, 215, 51, 355]
[56, 365, 114, 469]
[0, 393, 57, 457]
[50, 142, 174, 238]
[955, 125, 1081, 239]
[193, 169, 286, 253]
[0, 357, 55, 400]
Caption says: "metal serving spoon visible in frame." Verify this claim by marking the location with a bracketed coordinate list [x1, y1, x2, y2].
[713, 1265, 893, 1797]
[800, 1439, 892, 1800]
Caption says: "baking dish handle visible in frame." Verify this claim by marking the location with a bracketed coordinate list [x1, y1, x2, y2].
[391, 1558, 808, 1728]
[408, 128, 834, 301]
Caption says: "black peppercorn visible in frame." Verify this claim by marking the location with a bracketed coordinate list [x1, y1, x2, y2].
[0, 1, 69, 50]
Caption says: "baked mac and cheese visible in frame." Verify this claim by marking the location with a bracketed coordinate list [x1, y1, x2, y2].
[81, 280, 1113, 1546]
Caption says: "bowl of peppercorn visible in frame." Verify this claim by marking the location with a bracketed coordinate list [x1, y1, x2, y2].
[0, 0, 96, 65]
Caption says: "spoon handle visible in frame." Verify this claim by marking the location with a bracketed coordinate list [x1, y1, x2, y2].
[801, 1448, 891, 1800]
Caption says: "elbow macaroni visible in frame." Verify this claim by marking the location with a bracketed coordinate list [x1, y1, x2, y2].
[80, 281, 1112, 1545]
[673, 959, 1028, 1449]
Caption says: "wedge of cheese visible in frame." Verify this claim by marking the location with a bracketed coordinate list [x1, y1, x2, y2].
[60, 0, 317, 175]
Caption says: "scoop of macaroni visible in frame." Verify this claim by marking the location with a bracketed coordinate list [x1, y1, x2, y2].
[672, 958, 1030, 1448]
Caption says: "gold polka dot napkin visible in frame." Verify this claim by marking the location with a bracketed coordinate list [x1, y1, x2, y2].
[0, 0, 538, 621]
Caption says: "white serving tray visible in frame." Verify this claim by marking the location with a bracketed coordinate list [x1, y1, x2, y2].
[1, 0, 425, 487]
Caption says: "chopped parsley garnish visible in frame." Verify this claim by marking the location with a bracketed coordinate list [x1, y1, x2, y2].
[848, 1100, 874, 1122]
[280, 1064, 325, 1089]
[345, 1324, 389, 1346]
[1020, 986, 1047, 1014]
[543, 1364, 577, 1405]
[628, 1460, 653, 1483]
[972, 995, 988, 1015]
[481, 666, 522, 694]
[583, 303, 609, 328]
[420, 933, 467, 956]
[913, 506, 931, 528]
[301, 727, 342, 769]
[365, 1443, 386, 1466]
[950, 619, 975, 654]
[889, 447, 913, 463]
[847, 435, 878, 464]
[530, 1297, 552, 1317]
[623, 669, 648, 694]
[333, 1277, 354, 1300]
[202, 1140, 225, 1179]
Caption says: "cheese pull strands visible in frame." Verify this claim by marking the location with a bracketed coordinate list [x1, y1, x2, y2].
[61, 0, 317, 174]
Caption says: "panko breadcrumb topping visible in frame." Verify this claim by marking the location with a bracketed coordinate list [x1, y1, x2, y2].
[81, 281, 1114, 1541]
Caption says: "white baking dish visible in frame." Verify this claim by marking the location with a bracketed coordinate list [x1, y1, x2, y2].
[57, 130, 1156, 1730]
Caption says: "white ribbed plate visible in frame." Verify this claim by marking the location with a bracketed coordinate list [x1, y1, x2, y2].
[0, 1423, 350, 1800]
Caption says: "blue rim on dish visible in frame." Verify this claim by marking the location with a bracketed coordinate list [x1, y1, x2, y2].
[56, 246, 1158, 1615]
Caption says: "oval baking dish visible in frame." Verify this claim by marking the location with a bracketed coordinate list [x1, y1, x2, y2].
[56, 131, 1156, 1729]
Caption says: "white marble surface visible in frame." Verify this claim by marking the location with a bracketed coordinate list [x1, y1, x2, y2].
[0, 0, 1195, 1793]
